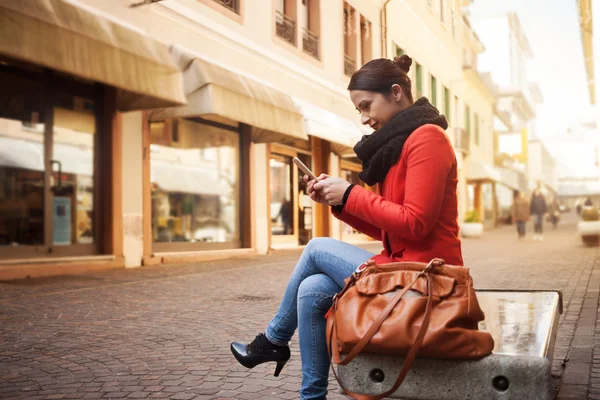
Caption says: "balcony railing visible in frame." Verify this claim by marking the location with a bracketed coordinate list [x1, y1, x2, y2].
[452, 127, 471, 155]
[344, 55, 356, 76]
[276, 11, 296, 45]
[302, 28, 319, 60]
[213, 0, 239, 14]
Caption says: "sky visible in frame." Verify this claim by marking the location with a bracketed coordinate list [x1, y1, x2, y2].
[468, 0, 599, 137]
[468, 0, 599, 180]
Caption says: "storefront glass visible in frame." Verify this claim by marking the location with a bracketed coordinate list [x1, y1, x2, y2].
[150, 119, 240, 248]
[340, 168, 362, 238]
[51, 95, 96, 245]
[0, 71, 45, 248]
[270, 154, 294, 236]
[0, 59, 99, 257]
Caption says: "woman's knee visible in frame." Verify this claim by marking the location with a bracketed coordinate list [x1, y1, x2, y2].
[305, 237, 339, 253]
[297, 274, 339, 306]
[303, 237, 338, 260]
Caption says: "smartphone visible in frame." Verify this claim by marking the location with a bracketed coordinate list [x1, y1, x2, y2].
[293, 157, 318, 181]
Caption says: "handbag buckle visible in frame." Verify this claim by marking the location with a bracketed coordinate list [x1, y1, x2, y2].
[420, 258, 444, 275]
[355, 260, 374, 273]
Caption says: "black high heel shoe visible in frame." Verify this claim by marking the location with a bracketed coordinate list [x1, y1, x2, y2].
[230, 333, 291, 377]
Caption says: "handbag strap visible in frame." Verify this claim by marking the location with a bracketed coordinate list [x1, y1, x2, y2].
[328, 272, 434, 400]
[334, 269, 428, 366]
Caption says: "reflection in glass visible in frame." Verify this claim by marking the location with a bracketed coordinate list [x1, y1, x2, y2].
[341, 168, 363, 239]
[0, 71, 45, 247]
[51, 96, 96, 245]
[297, 153, 313, 245]
[477, 291, 560, 357]
[270, 154, 294, 236]
[150, 119, 240, 245]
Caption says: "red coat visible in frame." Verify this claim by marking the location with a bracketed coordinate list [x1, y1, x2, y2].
[333, 124, 463, 266]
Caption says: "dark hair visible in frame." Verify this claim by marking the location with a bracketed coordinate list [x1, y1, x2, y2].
[347, 54, 414, 103]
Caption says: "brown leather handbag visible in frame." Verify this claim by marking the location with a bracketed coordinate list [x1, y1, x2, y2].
[326, 258, 494, 400]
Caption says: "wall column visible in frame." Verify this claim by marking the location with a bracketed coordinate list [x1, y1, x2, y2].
[121, 111, 143, 268]
[253, 143, 270, 254]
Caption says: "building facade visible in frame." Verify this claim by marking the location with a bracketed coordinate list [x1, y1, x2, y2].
[1, 0, 498, 279]
[468, 11, 544, 225]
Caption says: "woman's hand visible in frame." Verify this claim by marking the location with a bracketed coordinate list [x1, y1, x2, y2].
[304, 174, 351, 206]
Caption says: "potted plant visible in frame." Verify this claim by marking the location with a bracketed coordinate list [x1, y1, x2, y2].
[461, 209, 484, 238]
[578, 206, 600, 246]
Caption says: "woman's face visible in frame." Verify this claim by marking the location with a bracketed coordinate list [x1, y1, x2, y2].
[350, 85, 406, 131]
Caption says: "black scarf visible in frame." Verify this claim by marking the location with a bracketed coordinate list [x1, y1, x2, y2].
[353, 97, 448, 186]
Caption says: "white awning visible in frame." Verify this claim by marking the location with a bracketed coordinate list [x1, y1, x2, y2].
[150, 159, 230, 196]
[150, 46, 306, 144]
[0, 136, 93, 176]
[0, 0, 186, 111]
[466, 158, 502, 183]
[291, 97, 364, 155]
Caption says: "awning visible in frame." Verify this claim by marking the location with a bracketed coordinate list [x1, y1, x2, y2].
[150, 46, 307, 144]
[292, 97, 363, 156]
[151, 159, 230, 196]
[466, 158, 502, 183]
[0, 0, 186, 111]
[0, 136, 93, 176]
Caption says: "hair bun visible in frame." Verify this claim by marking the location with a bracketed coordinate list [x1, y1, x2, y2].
[393, 54, 412, 73]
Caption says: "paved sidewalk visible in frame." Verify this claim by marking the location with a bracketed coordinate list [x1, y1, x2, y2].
[0, 215, 598, 399]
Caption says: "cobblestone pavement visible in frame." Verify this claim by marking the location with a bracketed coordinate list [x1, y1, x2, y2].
[1, 213, 599, 400]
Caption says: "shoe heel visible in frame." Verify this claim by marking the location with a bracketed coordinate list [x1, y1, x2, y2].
[274, 360, 287, 377]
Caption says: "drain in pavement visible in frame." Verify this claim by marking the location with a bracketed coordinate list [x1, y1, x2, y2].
[235, 294, 274, 302]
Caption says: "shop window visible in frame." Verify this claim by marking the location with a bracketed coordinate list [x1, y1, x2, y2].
[270, 154, 295, 236]
[150, 119, 240, 249]
[339, 160, 370, 242]
[0, 60, 101, 258]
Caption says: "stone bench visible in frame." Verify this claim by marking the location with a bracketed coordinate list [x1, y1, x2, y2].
[336, 290, 563, 400]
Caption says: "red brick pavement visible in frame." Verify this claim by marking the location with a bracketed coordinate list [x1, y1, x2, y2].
[0, 214, 598, 400]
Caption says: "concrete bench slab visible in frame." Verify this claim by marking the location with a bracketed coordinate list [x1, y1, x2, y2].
[335, 290, 562, 400]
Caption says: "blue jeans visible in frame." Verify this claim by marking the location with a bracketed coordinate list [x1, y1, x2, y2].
[533, 214, 544, 234]
[265, 237, 374, 400]
[516, 221, 526, 237]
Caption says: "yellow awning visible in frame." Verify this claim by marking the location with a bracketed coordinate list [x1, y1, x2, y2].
[150, 46, 307, 143]
[0, 0, 186, 111]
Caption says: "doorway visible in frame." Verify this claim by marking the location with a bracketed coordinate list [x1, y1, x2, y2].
[269, 144, 313, 247]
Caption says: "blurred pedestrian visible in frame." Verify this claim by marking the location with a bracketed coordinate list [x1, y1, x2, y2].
[584, 197, 593, 207]
[547, 196, 560, 229]
[512, 190, 529, 239]
[530, 188, 548, 241]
